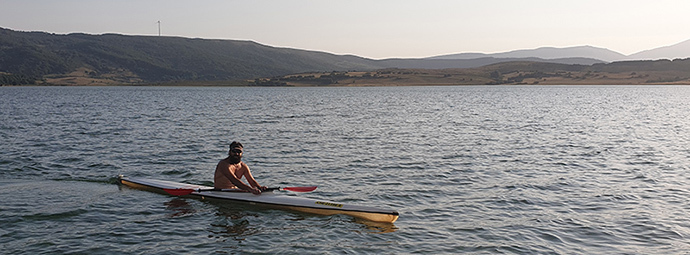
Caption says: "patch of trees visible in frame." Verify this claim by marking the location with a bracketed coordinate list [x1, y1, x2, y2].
[488, 70, 557, 84]
[252, 72, 357, 86]
[0, 74, 36, 85]
[250, 78, 288, 86]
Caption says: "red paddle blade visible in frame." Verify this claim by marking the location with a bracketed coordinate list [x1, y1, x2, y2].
[282, 186, 317, 192]
[163, 188, 195, 196]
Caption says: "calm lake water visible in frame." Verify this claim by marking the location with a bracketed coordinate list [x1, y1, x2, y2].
[1, 85, 690, 254]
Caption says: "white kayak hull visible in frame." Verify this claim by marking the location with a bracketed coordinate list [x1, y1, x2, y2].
[118, 176, 399, 223]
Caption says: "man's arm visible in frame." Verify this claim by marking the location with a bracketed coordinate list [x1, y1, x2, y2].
[242, 164, 267, 190]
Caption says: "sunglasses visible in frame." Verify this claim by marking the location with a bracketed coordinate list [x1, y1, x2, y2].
[230, 149, 243, 154]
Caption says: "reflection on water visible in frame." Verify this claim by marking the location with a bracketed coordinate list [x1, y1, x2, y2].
[168, 194, 399, 242]
[209, 210, 261, 241]
[164, 198, 196, 218]
[354, 218, 398, 234]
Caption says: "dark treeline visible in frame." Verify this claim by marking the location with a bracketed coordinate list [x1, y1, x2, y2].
[0, 73, 36, 85]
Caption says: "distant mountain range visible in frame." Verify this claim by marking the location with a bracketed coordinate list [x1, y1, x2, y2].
[626, 39, 690, 60]
[428, 46, 627, 62]
[429, 40, 690, 62]
[1, 27, 689, 85]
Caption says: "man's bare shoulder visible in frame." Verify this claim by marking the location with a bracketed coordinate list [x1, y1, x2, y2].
[216, 158, 230, 168]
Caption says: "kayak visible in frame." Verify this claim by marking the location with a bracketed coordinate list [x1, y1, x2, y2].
[118, 176, 399, 223]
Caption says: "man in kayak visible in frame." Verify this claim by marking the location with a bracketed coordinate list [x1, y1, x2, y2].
[214, 141, 267, 195]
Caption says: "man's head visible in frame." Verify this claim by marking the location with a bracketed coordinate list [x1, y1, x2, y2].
[228, 141, 243, 163]
[229, 141, 243, 151]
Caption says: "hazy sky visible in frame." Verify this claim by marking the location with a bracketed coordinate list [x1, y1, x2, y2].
[2, 0, 689, 59]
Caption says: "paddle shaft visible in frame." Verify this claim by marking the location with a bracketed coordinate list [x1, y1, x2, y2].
[163, 186, 317, 196]
[196, 187, 279, 192]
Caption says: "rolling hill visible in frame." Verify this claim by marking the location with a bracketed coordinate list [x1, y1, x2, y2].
[258, 59, 690, 86]
[0, 27, 382, 85]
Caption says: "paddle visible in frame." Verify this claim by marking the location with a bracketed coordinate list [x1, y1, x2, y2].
[163, 186, 317, 196]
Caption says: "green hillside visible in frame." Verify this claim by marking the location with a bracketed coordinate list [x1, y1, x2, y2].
[0, 27, 380, 85]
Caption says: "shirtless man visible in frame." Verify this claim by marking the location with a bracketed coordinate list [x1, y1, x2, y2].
[214, 141, 267, 195]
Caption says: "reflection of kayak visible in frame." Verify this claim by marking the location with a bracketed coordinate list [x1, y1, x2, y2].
[118, 176, 399, 223]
